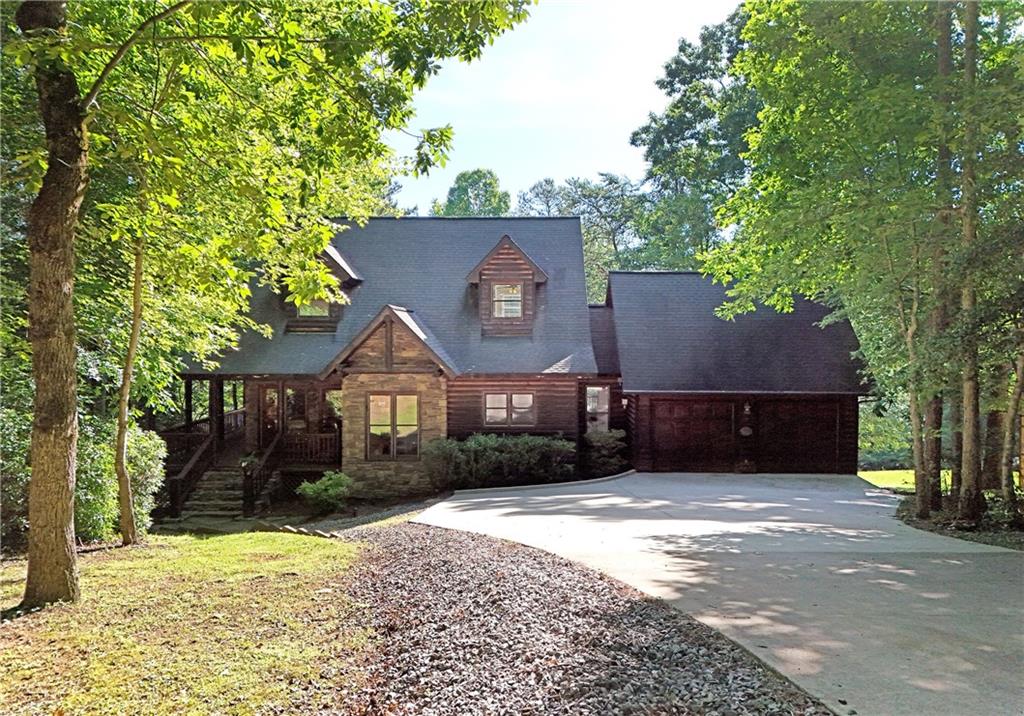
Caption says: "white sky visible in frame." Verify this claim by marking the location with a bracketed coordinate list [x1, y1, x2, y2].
[392, 0, 738, 213]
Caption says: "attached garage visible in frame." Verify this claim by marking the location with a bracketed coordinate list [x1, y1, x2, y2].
[603, 272, 866, 475]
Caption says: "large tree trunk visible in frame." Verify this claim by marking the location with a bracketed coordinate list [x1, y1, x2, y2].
[958, 0, 983, 523]
[16, 0, 87, 607]
[924, 0, 955, 512]
[1000, 352, 1023, 519]
[981, 409, 1004, 489]
[949, 380, 963, 497]
[114, 240, 144, 546]
[909, 390, 929, 518]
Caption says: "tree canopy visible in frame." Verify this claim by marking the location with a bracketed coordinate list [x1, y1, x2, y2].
[432, 168, 512, 216]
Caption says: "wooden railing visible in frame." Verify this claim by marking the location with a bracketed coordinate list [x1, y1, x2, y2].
[243, 431, 282, 517]
[166, 434, 216, 518]
[159, 408, 245, 437]
[162, 431, 210, 470]
[223, 408, 245, 435]
[282, 431, 340, 464]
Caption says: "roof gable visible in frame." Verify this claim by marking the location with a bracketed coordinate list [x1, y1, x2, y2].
[466, 234, 549, 284]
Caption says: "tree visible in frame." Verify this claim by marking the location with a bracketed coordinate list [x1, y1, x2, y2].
[432, 168, 511, 216]
[701, 0, 1023, 522]
[6, 0, 527, 606]
[630, 7, 759, 267]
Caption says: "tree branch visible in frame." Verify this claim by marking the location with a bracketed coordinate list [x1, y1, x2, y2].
[81, 0, 193, 110]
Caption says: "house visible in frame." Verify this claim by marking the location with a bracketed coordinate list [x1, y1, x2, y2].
[165, 217, 864, 516]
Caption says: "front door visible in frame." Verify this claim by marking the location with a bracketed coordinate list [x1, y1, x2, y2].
[259, 385, 280, 448]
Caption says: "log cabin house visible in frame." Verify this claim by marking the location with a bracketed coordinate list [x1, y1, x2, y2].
[162, 217, 864, 517]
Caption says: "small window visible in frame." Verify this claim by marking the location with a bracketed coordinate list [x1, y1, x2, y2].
[367, 394, 419, 460]
[297, 299, 330, 317]
[586, 386, 610, 433]
[286, 387, 307, 431]
[491, 283, 523, 318]
[484, 392, 535, 426]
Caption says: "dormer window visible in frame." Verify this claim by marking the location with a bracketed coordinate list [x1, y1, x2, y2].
[492, 283, 523, 318]
[297, 299, 331, 318]
[467, 234, 548, 337]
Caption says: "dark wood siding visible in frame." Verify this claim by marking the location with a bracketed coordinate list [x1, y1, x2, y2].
[628, 393, 858, 474]
[448, 376, 579, 439]
[477, 242, 537, 336]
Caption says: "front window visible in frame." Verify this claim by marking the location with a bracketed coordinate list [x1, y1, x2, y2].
[297, 299, 330, 317]
[367, 394, 419, 460]
[485, 392, 535, 426]
[586, 386, 610, 433]
[491, 283, 523, 318]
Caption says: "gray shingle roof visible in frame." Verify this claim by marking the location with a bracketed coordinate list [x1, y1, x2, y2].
[194, 217, 597, 377]
[608, 271, 864, 394]
[588, 305, 620, 375]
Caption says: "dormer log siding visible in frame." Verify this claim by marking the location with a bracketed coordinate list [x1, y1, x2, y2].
[477, 242, 537, 336]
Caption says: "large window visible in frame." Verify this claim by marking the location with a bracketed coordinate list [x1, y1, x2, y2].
[586, 386, 610, 433]
[491, 283, 523, 318]
[484, 392, 535, 426]
[367, 394, 419, 460]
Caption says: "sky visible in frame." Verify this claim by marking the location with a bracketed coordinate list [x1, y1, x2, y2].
[391, 0, 737, 214]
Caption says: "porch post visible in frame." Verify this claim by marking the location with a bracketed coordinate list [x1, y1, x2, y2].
[211, 376, 225, 447]
[278, 379, 286, 439]
[184, 377, 194, 433]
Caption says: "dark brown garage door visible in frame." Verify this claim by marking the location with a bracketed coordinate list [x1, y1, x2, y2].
[652, 400, 735, 472]
[756, 399, 839, 473]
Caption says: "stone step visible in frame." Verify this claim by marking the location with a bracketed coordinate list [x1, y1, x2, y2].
[188, 489, 243, 501]
[186, 499, 242, 511]
[179, 509, 242, 519]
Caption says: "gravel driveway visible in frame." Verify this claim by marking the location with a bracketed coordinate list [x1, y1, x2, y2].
[338, 522, 827, 715]
[416, 473, 1024, 716]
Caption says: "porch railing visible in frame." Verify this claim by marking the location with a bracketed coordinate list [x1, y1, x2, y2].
[243, 431, 282, 517]
[159, 408, 245, 437]
[282, 431, 341, 464]
[166, 434, 216, 518]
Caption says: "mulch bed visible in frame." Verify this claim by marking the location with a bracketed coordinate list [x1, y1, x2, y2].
[896, 494, 1024, 551]
[337, 522, 828, 715]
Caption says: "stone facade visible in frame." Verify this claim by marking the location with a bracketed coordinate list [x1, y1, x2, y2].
[340, 371, 447, 499]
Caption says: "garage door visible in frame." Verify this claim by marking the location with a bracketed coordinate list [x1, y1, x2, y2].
[652, 400, 735, 472]
[756, 399, 839, 473]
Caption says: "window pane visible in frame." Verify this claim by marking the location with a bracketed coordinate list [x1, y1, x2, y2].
[368, 395, 391, 426]
[368, 425, 391, 457]
[485, 393, 508, 409]
[493, 300, 523, 318]
[492, 284, 522, 300]
[511, 408, 535, 425]
[395, 395, 418, 426]
[297, 299, 330, 317]
[486, 408, 508, 424]
[395, 424, 419, 456]
[511, 393, 533, 409]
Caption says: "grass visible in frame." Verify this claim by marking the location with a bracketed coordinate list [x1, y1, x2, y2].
[0, 532, 368, 715]
[858, 469, 953, 492]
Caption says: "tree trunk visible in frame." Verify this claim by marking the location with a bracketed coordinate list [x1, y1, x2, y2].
[981, 408, 1004, 490]
[114, 240, 145, 546]
[1000, 352, 1023, 519]
[949, 382, 963, 498]
[958, 0, 983, 523]
[16, 0, 88, 607]
[924, 1, 954, 512]
[909, 390, 929, 519]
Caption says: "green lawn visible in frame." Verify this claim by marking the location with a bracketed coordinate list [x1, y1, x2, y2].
[858, 469, 954, 492]
[1, 532, 367, 715]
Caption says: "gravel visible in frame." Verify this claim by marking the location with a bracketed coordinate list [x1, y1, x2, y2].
[336, 522, 829, 715]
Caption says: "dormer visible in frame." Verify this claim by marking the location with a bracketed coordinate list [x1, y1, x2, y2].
[466, 234, 548, 337]
[284, 245, 362, 333]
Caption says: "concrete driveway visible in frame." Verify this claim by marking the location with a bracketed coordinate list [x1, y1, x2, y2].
[415, 472, 1024, 716]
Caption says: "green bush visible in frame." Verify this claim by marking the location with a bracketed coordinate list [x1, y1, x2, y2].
[0, 412, 166, 550]
[581, 429, 629, 477]
[423, 434, 576, 490]
[296, 470, 353, 513]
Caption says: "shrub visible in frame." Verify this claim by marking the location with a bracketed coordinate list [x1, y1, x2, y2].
[296, 470, 353, 513]
[125, 424, 167, 534]
[581, 429, 629, 478]
[423, 434, 576, 490]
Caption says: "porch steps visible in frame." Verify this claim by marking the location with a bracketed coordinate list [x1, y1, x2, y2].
[180, 468, 245, 518]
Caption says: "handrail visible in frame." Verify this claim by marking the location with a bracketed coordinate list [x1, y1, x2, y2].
[243, 431, 282, 517]
[158, 408, 245, 436]
[166, 433, 216, 518]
